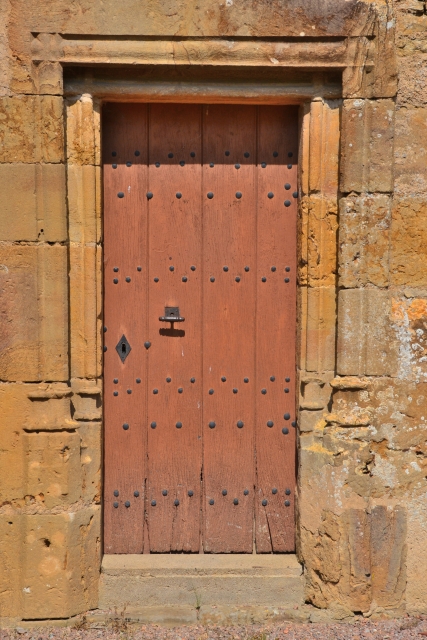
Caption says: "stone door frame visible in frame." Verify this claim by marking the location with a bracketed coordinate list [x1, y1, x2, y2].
[26, 13, 397, 609]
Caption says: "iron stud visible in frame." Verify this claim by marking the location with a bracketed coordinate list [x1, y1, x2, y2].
[151, 500, 156, 506]
[244, 266, 250, 272]
[114, 490, 119, 496]
[179, 160, 185, 167]
[244, 489, 249, 495]
[262, 499, 268, 506]
[235, 276, 240, 282]
[210, 163, 214, 167]
[223, 266, 229, 272]
[155, 162, 160, 167]
[162, 490, 168, 496]
[176, 192, 182, 199]
[169, 265, 174, 271]
[233, 499, 239, 505]
[153, 389, 158, 394]
[285, 183, 291, 190]
[210, 277, 215, 282]
[188, 490, 194, 497]
[127, 389, 132, 394]
[271, 266, 276, 272]
[134, 491, 140, 497]
[114, 267, 119, 272]
[113, 391, 118, 396]
[126, 277, 131, 282]
[285, 388, 289, 393]
[221, 376, 226, 382]
[237, 420, 244, 428]
[233, 388, 238, 394]
[114, 378, 118, 384]
[285, 267, 291, 272]
[112, 151, 117, 157]
[285, 377, 290, 382]
[285, 489, 291, 495]
[288, 152, 293, 158]
[272, 488, 278, 494]
[190, 152, 196, 157]
[182, 276, 187, 282]
[244, 152, 250, 158]
[174, 499, 180, 506]
[236, 191, 242, 199]
[235, 163, 240, 169]
[270, 376, 276, 381]
[222, 489, 228, 496]
[154, 277, 159, 282]
[209, 499, 215, 505]
[125, 501, 130, 508]
[261, 163, 267, 168]
[293, 192, 298, 198]
[135, 150, 140, 156]
[225, 151, 230, 156]
[287, 164, 292, 169]
[209, 421, 216, 429]
[207, 192, 214, 199]
[190, 377, 196, 383]
[267, 420, 274, 428]
[113, 502, 119, 508]
[273, 151, 278, 157]
[268, 192, 274, 199]
[292, 421, 296, 427]
[112, 163, 117, 169]
[117, 192, 124, 198]
[113, 278, 118, 284]
[244, 378, 249, 383]
[209, 389, 214, 395]
[284, 413, 290, 420]
[123, 423, 129, 430]
[176, 421, 182, 429]
[284, 200, 291, 207]
[282, 427, 289, 435]
[191, 265, 196, 271]
[285, 278, 290, 283]
[137, 266, 142, 271]
[285, 500, 291, 507]
[104, 346, 107, 352]
[262, 277, 267, 282]
[178, 388, 183, 393]
[144, 341, 151, 349]
[166, 377, 171, 382]
[168, 153, 173, 158]
[261, 389, 267, 394]
[147, 192, 153, 199]
[136, 378, 141, 384]
[151, 422, 157, 429]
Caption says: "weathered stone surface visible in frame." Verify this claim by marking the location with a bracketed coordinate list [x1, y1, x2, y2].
[337, 289, 398, 376]
[0, 96, 64, 163]
[300, 197, 338, 288]
[340, 99, 395, 194]
[0, 164, 67, 242]
[66, 95, 101, 166]
[339, 194, 391, 288]
[0, 245, 68, 381]
[301, 287, 336, 373]
[68, 164, 101, 244]
[391, 199, 427, 286]
[394, 108, 427, 196]
[78, 422, 102, 504]
[391, 297, 427, 382]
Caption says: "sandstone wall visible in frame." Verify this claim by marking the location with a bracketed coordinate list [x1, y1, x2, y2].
[0, 0, 426, 623]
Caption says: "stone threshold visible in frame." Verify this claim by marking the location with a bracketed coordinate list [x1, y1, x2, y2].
[99, 554, 305, 625]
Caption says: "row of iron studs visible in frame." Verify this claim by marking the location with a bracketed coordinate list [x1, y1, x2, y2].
[113, 490, 292, 509]
[111, 150, 294, 161]
[117, 191, 297, 205]
[111, 265, 293, 284]
[120, 419, 296, 434]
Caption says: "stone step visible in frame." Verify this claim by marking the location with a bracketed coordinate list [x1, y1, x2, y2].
[99, 554, 304, 624]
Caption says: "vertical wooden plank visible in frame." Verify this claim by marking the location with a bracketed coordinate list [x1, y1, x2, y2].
[146, 104, 202, 552]
[255, 106, 298, 552]
[103, 104, 148, 554]
[202, 105, 257, 553]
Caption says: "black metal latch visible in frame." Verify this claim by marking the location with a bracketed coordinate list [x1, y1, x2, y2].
[159, 306, 185, 324]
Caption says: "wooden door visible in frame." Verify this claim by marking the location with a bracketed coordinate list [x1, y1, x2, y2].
[103, 103, 298, 554]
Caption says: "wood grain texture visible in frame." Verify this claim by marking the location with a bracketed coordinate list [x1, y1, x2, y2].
[103, 103, 148, 553]
[255, 106, 298, 552]
[146, 104, 202, 552]
[103, 103, 297, 554]
[202, 105, 257, 553]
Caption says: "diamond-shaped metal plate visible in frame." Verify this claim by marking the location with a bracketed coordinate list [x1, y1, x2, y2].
[116, 334, 132, 363]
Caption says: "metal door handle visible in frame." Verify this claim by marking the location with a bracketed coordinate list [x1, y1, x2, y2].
[159, 306, 185, 323]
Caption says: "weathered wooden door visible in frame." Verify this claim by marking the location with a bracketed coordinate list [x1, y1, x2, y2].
[103, 103, 297, 554]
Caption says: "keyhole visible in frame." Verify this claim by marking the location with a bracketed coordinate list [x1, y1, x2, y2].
[122, 342, 126, 353]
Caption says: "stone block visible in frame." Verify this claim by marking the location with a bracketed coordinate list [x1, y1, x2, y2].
[100, 554, 303, 610]
[71, 380, 102, 421]
[79, 422, 102, 503]
[67, 164, 101, 244]
[406, 494, 427, 614]
[299, 196, 338, 288]
[0, 96, 64, 163]
[371, 505, 407, 609]
[0, 164, 67, 242]
[391, 199, 427, 286]
[0, 514, 24, 617]
[391, 297, 427, 381]
[299, 409, 324, 433]
[23, 431, 81, 509]
[21, 507, 101, 619]
[66, 94, 101, 166]
[307, 99, 340, 198]
[302, 287, 336, 373]
[337, 288, 397, 376]
[0, 245, 68, 381]
[340, 99, 395, 194]
[69, 244, 101, 379]
[339, 194, 391, 288]
[32, 61, 63, 95]
[394, 107, 427, 196]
